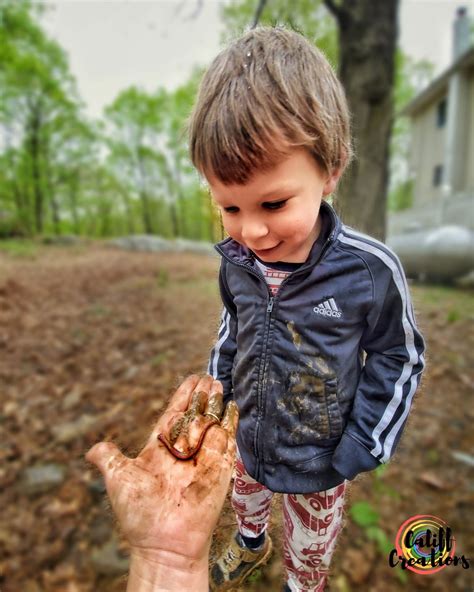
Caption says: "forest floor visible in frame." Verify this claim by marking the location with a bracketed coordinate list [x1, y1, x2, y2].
[0, 241, 473, 592]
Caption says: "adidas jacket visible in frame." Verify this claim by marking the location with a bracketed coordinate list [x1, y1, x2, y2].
[208, 201, 425, 493]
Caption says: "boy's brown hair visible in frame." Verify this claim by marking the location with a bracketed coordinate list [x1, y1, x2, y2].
[187, 26, 352, 185]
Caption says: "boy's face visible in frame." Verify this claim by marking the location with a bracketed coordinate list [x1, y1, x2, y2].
[206, 148, 340, 263]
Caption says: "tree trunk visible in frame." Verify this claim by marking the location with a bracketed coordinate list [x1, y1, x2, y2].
[119, 188, 135, 234]
[6, 150, 28, 234]
[174, 154, 185, 237]
[139, 190, 153, 234]
[27, 103, 45, 234]
[43, 143, 61, 235]
[324, 0, 399, 241]
[169, 202, 179, 238]
[69, 174, 80, 234]
[136, 154, 153, 234]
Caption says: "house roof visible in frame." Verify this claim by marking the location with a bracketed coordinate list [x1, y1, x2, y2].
[400, 46, 474, 117]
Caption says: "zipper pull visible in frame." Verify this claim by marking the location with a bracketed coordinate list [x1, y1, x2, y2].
[267, 296, 274, 313]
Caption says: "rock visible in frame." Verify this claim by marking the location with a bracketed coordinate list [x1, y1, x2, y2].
[456, 269, 474, 288]
[108, 235, 173, 252]
[3, 400, 19, 417]
[20, 464, 66, 495]
[123, 365, 139, 380]
[51, 415, 100, 444]
[88, 514, 113, 545]
[451, 450, 474, 468]
[91, 535, 129, 576]
[174, 238, 215, 255]
[87, 477, 106, 498]
[42, 235, 84, 246]
[419, 471, 449, 490]
[61, 385, 85, 411]
[107, 235, 215, 256]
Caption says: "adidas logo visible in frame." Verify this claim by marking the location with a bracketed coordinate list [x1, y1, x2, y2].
[313, 298, 342, 318]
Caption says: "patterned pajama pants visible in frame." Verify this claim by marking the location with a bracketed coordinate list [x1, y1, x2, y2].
[232, 448, 347, 592]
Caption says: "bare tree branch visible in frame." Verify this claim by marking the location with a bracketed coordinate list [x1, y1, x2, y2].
[188, 0, 203, 21]
[251, 0, 268, 29]
[176, 0, 204, 22]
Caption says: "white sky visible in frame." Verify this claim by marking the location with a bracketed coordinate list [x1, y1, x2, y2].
[37, 0, 474, 119]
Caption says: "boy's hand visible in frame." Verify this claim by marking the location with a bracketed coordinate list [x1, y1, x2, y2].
[85, 375, 238, 588]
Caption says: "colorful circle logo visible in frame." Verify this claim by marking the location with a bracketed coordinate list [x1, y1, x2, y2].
[395, 514, 456, 574]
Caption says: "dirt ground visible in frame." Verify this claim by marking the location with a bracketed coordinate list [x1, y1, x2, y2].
[0, 242, 473, 592]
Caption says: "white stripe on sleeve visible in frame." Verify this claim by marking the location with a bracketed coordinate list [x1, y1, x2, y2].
[339, 228, 423, 463]
[210, 308, 231, 379]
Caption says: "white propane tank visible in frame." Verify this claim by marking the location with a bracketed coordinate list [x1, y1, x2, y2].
[387, 225, 474, 281]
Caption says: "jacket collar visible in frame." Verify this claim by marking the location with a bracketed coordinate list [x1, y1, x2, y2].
[214, 200, 341, 267]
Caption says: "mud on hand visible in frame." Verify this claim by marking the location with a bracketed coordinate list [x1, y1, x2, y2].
[158, 387, 229, 460]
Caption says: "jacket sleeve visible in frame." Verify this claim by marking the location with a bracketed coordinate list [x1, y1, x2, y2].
[207, 259, 238, 405]
[331, 253, 426, 480]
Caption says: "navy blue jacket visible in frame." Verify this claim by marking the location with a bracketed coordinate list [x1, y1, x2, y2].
[208, 202, 425, 493]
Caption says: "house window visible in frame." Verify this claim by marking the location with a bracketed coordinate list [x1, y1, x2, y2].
[437, 98, 447, 127]
[433, 164, 443, 187]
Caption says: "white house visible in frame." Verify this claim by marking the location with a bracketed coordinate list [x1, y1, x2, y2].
[388, 7, 474, 237]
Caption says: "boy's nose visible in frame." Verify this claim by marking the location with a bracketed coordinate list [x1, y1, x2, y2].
[241, 220, 269, 243]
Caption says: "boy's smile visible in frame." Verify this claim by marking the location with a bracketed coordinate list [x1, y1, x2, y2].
[206, 148, 340, 263]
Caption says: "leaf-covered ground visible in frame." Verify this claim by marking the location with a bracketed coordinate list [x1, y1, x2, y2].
[0, 243, 473, 591]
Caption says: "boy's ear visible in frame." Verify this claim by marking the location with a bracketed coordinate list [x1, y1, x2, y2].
[322, 168, 343, 196]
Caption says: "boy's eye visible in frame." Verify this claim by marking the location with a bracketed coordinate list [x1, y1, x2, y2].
[263, 200, 287, 210]
[222, 200, 287, 214]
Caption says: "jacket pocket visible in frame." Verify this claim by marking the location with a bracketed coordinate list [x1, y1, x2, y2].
[275, 369, 343, 446]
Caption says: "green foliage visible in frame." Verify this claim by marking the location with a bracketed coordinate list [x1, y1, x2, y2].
[151, 352, 169, 367]
[156, 269, 169, 288]
[390, 50, 435, 203]
[0, 212, 26, 238]
[446, 309, 461, 323]
[0, 238, 38, 258]
[427, 449, 440, 465]
[388, 179, 414, 212]
[349, 499, 398, 580]
[393, 50, 435, 113]
[0, 0, 422, 237]
[349, 501, 379, 527]
[0, 3, 219, 242]
[365, 525, 393, 555]
[411, 284, 474, 322]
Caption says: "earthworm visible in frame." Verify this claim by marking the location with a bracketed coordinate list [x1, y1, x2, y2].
[158, 416, 219, 460]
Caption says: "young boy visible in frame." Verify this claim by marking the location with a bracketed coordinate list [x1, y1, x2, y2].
[187, 26, 425, 592]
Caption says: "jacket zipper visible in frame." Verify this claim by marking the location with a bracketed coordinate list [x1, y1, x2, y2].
[215, 228, 337, 480]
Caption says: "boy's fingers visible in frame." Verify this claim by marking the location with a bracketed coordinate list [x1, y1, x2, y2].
[86, 441, 127, 478]
[221, 401, 239, 439]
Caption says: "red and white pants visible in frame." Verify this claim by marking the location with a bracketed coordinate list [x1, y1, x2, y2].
[232, 448, 347, 592]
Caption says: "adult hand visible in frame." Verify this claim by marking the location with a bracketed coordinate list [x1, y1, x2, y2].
[86, 374, 239, 592]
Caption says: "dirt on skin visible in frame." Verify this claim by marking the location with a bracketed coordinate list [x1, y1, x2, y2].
[0, 242, 473, 592]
